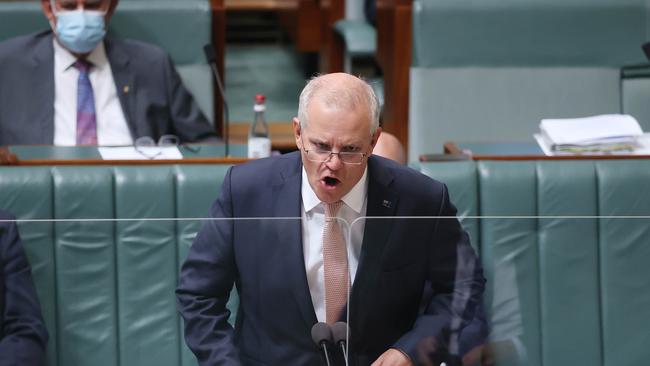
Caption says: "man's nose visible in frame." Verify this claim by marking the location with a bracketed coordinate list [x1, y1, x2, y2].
[324, 153, 344, 170]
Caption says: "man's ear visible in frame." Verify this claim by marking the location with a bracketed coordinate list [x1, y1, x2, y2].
[41, 0, 55, 23]
[369, 127, 382, 153]
[106, 0, 119, 23]
[293, 117, 303, 150]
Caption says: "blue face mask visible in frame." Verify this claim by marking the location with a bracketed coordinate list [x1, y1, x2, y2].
[54, 9, 106, 54]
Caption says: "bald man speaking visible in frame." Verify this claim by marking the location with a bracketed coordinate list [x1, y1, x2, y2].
[177, 73, 484, 366]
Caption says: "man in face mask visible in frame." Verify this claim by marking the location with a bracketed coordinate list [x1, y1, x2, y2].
[0, 0, 218, 146]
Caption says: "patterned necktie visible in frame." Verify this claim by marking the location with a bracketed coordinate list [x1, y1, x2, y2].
[323, 201, 349, 324]
[74, 59, 97, 145]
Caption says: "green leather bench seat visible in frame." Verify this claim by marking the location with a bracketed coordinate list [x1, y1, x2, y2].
[419, 159, 650, 366]
[0, 0, 214, 124]
[409, 0, 650, 158]
[2, 158, 649, 366]
[0, 165, 233, 366]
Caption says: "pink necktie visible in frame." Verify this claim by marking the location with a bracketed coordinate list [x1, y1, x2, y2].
[323, 201, 349, 324]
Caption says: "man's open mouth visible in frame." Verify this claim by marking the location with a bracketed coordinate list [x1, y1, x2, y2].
[323, 176, 340, 187]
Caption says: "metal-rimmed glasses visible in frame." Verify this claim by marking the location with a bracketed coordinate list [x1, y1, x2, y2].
[302, 146, 367, 165]
[134, 135, 180, 159]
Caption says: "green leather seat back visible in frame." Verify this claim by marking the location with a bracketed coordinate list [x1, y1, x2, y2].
[417, 161, 480, 253]
[110, 1, 214, 123]
[536, 161, 601, 366]
[0, 2, 48, 42]
[597, 161, 650, 366]
[409, 0, 649, 158]
[0, 167, 57, 365]
[0, 1, 214, 124]
[478, 161, 542, 366]
[0, 164, 232, 366]
[174, 165, 238, 366]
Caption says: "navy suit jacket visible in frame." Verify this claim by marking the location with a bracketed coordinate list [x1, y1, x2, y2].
[0, 211, 48, 366]
[0, 31, 218, 146]
[177, 152, 485, 366]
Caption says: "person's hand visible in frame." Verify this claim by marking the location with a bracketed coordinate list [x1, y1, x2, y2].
[461, 344, 484, 366]
[371, 348, 413, 366]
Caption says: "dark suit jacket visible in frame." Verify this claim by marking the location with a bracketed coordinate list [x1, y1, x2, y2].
[177, 152, 484, 366]
[0, 31, 218, 146]
[0, 211, 48, 366]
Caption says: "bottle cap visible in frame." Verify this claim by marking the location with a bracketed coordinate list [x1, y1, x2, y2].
[255, 94, 266, 104]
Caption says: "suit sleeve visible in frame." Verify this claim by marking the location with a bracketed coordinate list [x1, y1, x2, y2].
[393, 184, 486, 363]
[176, 167, 240, 365]
[0, 216, 48, 366]
[162, 54, 219, 143]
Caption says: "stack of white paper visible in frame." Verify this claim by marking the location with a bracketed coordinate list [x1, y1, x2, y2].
[537, 114, 643, 153]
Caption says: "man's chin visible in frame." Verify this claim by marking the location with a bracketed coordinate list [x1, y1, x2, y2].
[315, 188, 344, 204]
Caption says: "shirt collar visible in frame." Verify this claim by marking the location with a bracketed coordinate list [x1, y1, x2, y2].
[53, 38, 108, 73]
[301, 166, 368, 214]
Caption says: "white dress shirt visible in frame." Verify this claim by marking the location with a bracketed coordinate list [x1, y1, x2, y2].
[301, 167, 368, 322]
[53, 39, 133, 146]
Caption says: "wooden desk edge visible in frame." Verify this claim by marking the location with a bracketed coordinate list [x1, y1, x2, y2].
[442, 141, 650, 161]
[1, 156, 250, 166]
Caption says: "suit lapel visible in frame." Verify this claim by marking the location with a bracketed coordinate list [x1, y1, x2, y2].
[104, 37, 137, 138]
[350, 157, 399, 317]
[31, 33, 55, 144]
[271, 153, 318, 327]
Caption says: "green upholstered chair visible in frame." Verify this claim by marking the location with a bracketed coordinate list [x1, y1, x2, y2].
[409, 0, 650, 159]
[2, 155, 650, 366]
[0, 164, 234, 366]
[418, 159, 650, 366]
[0, 0, 214, 124]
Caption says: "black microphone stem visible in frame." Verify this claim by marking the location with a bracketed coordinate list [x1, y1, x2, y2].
[339, 342, 348, 365]
[321, 343, 331, 366]
[209, 62, 230, 157]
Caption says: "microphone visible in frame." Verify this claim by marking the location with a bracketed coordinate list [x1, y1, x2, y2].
[643, 42, 650, 61]
[331, 321, 350, 364]
[203, 44, 230, 157]
[311, 322, 333, 366]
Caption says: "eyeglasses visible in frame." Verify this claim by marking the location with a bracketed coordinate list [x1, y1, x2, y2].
[302, 146, 367, 165]
[134, 135, 180, 159]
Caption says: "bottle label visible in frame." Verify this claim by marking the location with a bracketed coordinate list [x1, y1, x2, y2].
[248, 137, 271, 158]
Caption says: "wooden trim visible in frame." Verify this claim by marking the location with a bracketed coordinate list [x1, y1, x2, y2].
[225, 0, 297, 11]
[376, 0, 412, 154]
[2, 157, 249, 166]
[319, 0, 344, 73]
[0, 147, 18, 165]
[442, 141, 650, 161]
[470, 155, 650, 161]
[443, 141, 464, 155]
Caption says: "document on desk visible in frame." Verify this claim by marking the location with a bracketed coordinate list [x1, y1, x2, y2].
[535, 133, 650, 156]
[539, 114, 643, 147]
[98, 146, 183, 160]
